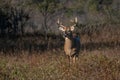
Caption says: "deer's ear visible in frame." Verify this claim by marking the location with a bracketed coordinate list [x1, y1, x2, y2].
[70, 26, 75, 31]
[59, 27, 66, 32]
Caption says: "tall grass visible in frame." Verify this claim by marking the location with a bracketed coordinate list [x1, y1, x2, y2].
[0, 49, 120, 80]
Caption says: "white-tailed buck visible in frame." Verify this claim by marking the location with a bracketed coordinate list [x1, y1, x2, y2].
[57, 17, 80, 64]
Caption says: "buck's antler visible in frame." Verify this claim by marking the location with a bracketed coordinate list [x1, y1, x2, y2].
[57, 18, 60, 25]
[57, 18, 65, 28]
[75, 17, 78, 23]
[70, 17, 78, 27]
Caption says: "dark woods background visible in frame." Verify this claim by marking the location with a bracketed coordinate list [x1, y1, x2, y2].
[0, 0, 120, 55]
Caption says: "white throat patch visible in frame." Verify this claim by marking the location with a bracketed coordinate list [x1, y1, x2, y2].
[65, 37, 69, 40]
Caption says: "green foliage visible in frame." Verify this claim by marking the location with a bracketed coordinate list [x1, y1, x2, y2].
[66, 0, 86, 15]
[32, 0, 60, 14]
[65, 8, 73, 17]
[88, 0, 99, 13]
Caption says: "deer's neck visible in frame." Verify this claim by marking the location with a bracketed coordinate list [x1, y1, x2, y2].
[64, 37, 72, 49]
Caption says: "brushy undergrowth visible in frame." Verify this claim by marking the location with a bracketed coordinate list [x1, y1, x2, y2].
[0, 49, 120, 80]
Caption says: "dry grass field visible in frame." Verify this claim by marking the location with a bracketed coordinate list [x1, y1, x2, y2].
[0, 48, 120, 80]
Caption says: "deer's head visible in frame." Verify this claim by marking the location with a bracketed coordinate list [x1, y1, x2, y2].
[57, 17, 78, 39]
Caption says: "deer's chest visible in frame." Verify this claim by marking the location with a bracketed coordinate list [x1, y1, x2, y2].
[64, 38, 72, 54]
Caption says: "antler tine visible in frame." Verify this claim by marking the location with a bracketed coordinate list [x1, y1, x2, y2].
[57, 18, 65, 28]
[70, 17, 78, 27]
[57, 18, 60, 25]
[70, 17, 78, 23]
[75, 17, 78, 23]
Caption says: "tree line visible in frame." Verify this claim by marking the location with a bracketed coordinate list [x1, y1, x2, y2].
[0, 0, 119, 37]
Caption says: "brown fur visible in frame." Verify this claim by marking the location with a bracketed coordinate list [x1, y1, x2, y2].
[57, 18, 80, 64]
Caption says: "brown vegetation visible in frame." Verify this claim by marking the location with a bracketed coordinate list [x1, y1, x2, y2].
[0, 48, 120, 80]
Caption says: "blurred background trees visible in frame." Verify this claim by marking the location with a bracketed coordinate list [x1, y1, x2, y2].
[0, 0, 120, 36]
[30, 0, 62, 39]
[0, 0, 119, 52]
[0, 0, 29, 36]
